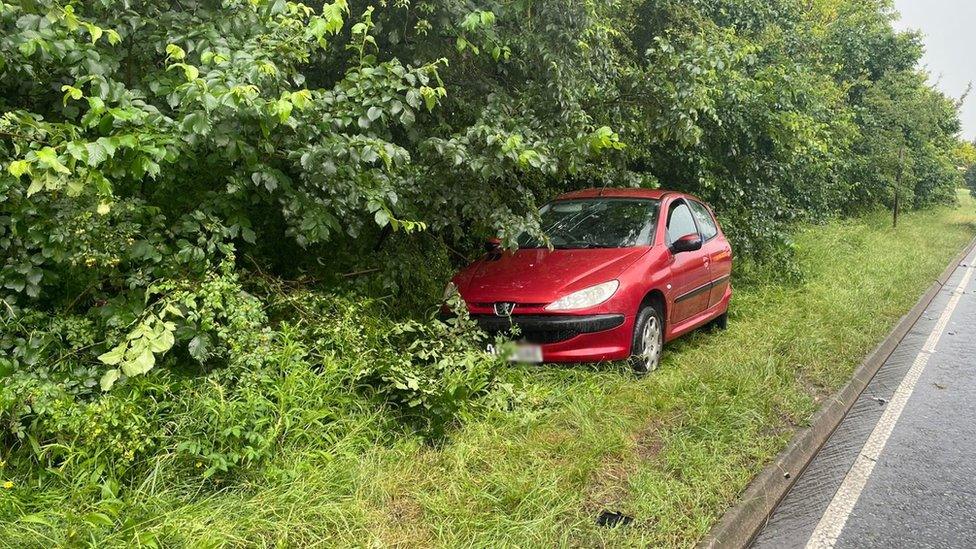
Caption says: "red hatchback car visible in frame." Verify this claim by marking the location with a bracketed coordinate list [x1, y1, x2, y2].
[447, 188, 732, 372]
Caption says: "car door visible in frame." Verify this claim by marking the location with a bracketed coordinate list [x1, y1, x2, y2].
[665, 198, 712, 324]
[688, 200, 732, 309]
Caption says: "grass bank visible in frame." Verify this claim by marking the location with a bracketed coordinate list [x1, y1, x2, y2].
[5, 193, 976, 547]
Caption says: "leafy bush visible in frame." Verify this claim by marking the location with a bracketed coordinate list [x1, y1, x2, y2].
[368, 310, 506, 437]
[2, 284, 505, 484]
[270, 290, 508, 438]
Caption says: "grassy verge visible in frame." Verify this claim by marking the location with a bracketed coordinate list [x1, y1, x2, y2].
[6, 193, 976, 547]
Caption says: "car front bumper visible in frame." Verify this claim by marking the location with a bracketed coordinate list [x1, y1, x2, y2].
[471, 313, 633, 363]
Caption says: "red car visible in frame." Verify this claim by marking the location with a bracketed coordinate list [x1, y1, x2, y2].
[446, 188, 732, 372]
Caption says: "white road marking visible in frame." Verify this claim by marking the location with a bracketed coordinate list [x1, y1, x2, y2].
[806, 262, 975, 549]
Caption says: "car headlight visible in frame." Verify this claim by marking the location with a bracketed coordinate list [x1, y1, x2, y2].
[443, 281, 457, 301]
[545, 280, 619, 311]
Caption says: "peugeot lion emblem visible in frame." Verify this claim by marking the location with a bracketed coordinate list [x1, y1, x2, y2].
[494, 302, 516, 317]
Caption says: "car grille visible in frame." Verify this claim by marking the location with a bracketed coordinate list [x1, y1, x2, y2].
[472, 314, 625, 346]
[520, 328, 580, 345]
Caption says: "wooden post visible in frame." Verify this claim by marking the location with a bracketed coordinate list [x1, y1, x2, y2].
[893, 190, 899, 228]
[893, 146, 905, 228]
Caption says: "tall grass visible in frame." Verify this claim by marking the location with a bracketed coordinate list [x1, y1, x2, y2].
[3, 194, 974, 548]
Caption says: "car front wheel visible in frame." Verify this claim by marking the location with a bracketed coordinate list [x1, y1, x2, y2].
[630, 305, 664, 374]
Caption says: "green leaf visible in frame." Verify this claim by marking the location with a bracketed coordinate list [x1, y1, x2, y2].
[367, 106, 382, 121]
[188, 335, 210, 362]
[399, 109, 415, 126]
[26, 177, 44, 196]
[67, 141, 87, 162]
[36, 147, 71, 174]
[7, 160, 30, 178]
[66, 178, 85, 196]
[85, 142, 108, 167]
[277, 99, 293, 123]
[18, 40, 37, 57]
[89, 171, 111, 194]
[308, 17, 333, 40]
[291, 90, 312, 110]
[18, 515, 54, 527]
[461, 13, 480, 32]
[182, 112, 209, 134]
[98, 345, 126, 366]
[148, 328, 175, 353]
[405, 89, 421, 109]
[83, 22, 103, 44]
[168, 62, 199, 81]
[99, 369, 121, 391]
[122, 348, 155, 377]
[166, 44, 186, 61]
[83, 511, 114, 528]
[61, 85, 82, 105]
[96, 137, 118, 158]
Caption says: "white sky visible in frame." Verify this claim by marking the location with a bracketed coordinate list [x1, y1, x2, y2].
[893, 0, 976, 140]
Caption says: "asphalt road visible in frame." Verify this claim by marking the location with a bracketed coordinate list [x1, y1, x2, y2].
[753, 247, 976, 548]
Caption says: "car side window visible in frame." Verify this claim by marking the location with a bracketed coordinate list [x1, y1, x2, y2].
[666, 201, 698, 244]
[689, 201, 718, 241]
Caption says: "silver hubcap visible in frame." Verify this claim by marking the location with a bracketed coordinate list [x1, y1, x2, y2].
[640, 316, 662, 371]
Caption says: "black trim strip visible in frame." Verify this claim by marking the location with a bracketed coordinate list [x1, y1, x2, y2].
[675, 281, 711, 303]
[472, 313, 625, 335]
[471, 313, 627, 345]
[711, 274, 731, 287]
[674, 274, 731, 304]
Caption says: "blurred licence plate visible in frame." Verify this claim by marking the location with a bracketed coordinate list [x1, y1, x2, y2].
[509, 344, 543, 363]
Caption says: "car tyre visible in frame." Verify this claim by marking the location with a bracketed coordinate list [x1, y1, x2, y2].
[711, 311, 728, 331]
[630, 304, 664, 374]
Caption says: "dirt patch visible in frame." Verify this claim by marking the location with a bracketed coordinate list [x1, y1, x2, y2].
[373, 493, 432, 548]
[633, 422, 664, 461]
[583, 419, 666, 517]
[388, 493, 424, 525]
[798, 371, 830, 404]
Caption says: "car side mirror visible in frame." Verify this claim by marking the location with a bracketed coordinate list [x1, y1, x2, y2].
[670, 233, 703, 254]
[484, 237, 502, 253]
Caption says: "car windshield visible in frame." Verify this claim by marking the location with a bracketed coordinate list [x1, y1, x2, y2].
[518, 198, 661, 249]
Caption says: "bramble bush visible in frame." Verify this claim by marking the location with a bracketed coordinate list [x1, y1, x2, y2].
[0, 0, 972, 522]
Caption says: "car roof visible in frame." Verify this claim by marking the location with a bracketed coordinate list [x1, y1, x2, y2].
[554, 188, 687, 201]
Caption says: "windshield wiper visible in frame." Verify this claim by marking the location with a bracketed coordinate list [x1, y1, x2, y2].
[554, 243, 618, 249]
